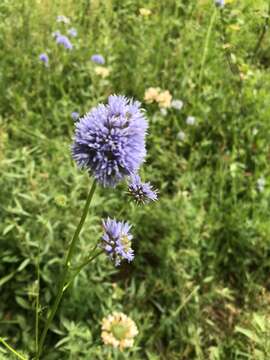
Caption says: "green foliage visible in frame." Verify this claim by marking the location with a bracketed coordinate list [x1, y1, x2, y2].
[1, 0, 270, 358]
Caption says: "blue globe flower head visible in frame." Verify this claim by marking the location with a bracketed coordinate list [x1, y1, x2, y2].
[72, 95, 148, 187]
[56, 34, 73, 50]
[101, 218, 134, 266]
[91, 54, 105, 65]
[39, 53, 49, 66]
[128, 175, 158, 204]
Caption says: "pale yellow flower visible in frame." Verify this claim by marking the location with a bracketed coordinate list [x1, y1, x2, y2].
[101, 312, 138, 351]
[156, 90, 172, 108]
[94, 66, 110, 78]
[139, 8, 152, 16]
[144, 87, 161, 103]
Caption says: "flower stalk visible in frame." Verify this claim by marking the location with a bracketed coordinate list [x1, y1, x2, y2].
[37, 179, 97, 358]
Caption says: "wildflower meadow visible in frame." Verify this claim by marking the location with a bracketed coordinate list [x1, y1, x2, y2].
[1, 0, 270, 359]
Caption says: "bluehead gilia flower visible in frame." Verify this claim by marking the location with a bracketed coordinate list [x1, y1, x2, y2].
[128, 175, 158, 204]
[39, 53, 49, 66]
[91, 54, 105, 65]
[101, 218, 134, 266]
[72, 95, 148, 187]
[55, 34, 73, 49]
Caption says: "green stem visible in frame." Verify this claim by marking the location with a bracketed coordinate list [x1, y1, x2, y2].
[0, 337, 27, 360]
[63, 249, 103, 292]
[198, 8, 217, 90]
[35, 253, 40, 359]
[37, 180, 97, 358]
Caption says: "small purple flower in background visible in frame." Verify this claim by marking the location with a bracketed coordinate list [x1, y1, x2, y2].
[171, 99, 183, 110]
[72, 95, 148, 187]
[128, 175, 158, 204]
[214, 0, 225, 7]
[101, 218, 134, 266]
[177, 131, 186, 141]
[68, 28, 77, 37]
[91, 54, 105, 65]
[39, 53, 49, 66]
[186, 116, 196, 126]
[57, 15, 70, 24]
[71, 112, 80, 121]
[56, 34, 73, 50]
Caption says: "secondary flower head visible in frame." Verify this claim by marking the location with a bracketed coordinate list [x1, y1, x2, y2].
[128, 175, 158, 204]
[39, 53, 49, 66]
[94, 66, 110, 78]
[91, 54, 105, 65]
[56, 34, 73, 49]
[71, 112, 80, 121]
[101, 312, 138, 351]
[68, 28, 77, 37]
[101, 218, 134, 266]
[72, 95, 148, 187]
[171, 99, 184, 110]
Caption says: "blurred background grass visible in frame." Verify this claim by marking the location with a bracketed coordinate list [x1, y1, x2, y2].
[1, 0, 270, 359]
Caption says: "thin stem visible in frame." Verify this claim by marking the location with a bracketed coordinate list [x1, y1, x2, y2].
[0, 337, 27, 360]
[253, 2, 270, 60]
[198, 7, 217, 90]
[35, 251, 40, 359]
[37, 180, 97, 358]
[63, 250, 103, 292]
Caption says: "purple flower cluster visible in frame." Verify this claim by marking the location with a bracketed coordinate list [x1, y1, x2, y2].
[39, 53, 49, 66]
[128, 175, 157, 204]
[72, 95, 148, 187]
[91, 54, 105, 65]
[101, 218, 134, 266]
[55, 33, 73, 50]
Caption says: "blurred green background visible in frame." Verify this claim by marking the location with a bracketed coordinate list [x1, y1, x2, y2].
[1, 0, 270, 358]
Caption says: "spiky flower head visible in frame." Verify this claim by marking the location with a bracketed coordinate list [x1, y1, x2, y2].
[55, 34, 73, 49]
[128, 175, 158, 204]
[101, 312, 138, 350]
[72, 95, 148, 187]
[91, 54, 105, 65]
[101, 218, 134, 266]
